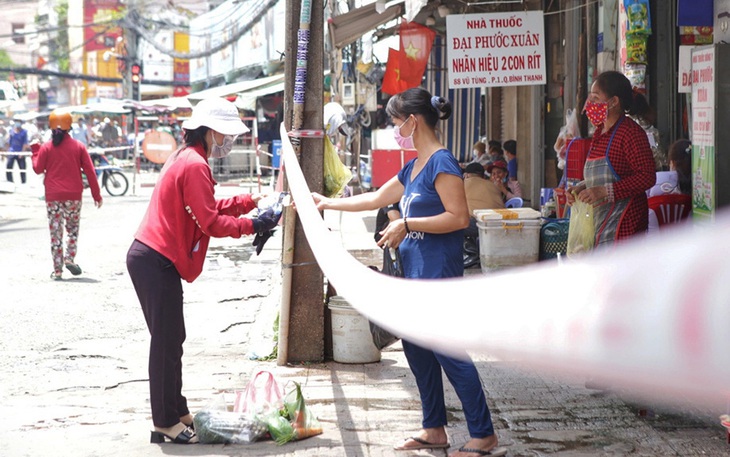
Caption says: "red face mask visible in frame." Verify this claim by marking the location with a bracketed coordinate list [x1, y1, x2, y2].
[584, 101, 608, 127]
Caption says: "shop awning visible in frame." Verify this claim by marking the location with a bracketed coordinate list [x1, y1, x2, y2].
[234, 81, 285, 111]
[328, 2, 404, 49]
[140, 96, 192, 110]
[187, 73, 285, 103]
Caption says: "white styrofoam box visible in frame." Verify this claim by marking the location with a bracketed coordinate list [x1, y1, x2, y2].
[477, 219, 541, 273]
[473, 208, 541, 222]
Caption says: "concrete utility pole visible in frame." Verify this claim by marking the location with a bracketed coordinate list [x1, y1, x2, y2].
[281, 0, 325, 362]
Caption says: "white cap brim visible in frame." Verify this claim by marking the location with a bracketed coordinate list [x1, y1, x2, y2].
[182, 116, 249, 135]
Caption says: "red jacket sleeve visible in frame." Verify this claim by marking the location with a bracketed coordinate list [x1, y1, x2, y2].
[79, 147, 103, 202]
[31, 143, 45, 175]
[182, 161, 256, 237]
[216, 194, 257, 217]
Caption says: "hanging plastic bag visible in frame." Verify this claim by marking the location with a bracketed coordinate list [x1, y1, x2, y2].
[233, 370, 284, 417]
[323, 136, 352, 198]
[555, 108, 580, 170]
[369, 247, 402, 350]
[193, 394, 269, 444]
[567, 199, 595, 257]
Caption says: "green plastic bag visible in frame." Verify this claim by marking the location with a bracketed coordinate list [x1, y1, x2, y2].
[323, 137, 352, 198]
[567, 199, 594, 257]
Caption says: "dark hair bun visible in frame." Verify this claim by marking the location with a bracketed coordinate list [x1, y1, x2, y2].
[430, 96, 452, 120]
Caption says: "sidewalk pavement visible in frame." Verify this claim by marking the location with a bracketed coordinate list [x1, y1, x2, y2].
[1, 178, 727, 457]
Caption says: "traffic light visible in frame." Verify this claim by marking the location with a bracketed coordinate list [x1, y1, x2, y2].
[131, 62, 142, 101]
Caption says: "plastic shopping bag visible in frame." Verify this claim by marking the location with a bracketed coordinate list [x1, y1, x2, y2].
[369, 247, 402, 350]
[193, 395, 268, 444]
[323, 136, 352, 198]
[284, 382, 323, 442]
[567, 199, 595, 257]
[234, 370, 284, 416]
[263, 382, 323, 445]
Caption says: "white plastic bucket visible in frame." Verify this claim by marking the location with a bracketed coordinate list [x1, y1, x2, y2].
[328, 296, 381, 364]
[477, 219, 541, 273]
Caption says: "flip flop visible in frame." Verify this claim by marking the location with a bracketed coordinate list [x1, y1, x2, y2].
[457, 446, 508, 456]
[65, 262, 82, 276]
[394, 436, 450, 451]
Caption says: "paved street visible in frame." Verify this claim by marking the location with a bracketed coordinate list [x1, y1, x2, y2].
[0, 173, 727, 456]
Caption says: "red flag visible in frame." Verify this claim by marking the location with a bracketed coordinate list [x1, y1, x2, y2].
[36, 56, 47, 69]
[398, 21, 435, 88]
[381, 47, 410, 96]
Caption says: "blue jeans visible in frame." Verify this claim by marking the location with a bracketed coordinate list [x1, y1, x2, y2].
[402, 339, 495, 438]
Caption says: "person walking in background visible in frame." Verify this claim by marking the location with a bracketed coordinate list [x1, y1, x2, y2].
[0, 121, 7, 150]
[312, 88, 505, 457]
[126, 97, 280, 445]
[71, 117, 91, 147]
[6, 120, 29, 183]
[31, 110, 103, 280]
[567, 70, 655, 246]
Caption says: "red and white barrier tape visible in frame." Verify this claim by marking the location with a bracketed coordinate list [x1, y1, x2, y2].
[280, 122, 729, 408]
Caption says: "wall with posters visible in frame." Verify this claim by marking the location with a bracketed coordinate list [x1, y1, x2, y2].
[690, 44, 730, 220]
[83, 0, 124, 103]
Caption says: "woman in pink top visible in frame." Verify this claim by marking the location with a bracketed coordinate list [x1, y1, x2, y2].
[31, 110, 103, 280]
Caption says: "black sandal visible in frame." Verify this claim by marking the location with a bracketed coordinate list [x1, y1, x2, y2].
[150, 426, 197, 444]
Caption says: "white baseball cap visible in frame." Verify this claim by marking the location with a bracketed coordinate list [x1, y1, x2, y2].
[182, 97, 249, 135]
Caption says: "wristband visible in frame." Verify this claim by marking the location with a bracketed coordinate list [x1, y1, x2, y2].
[403, 217, 411, 233]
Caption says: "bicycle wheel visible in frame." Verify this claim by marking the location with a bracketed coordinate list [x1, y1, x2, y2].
[104, 171, 129, 196]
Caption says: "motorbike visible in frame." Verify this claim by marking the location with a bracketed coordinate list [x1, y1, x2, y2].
[86, 152, 129, 196]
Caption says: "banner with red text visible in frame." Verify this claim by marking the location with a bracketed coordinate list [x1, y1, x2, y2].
[446, 11, 546, 89]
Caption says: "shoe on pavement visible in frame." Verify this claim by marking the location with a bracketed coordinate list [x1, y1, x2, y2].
[65, 262, 82, 276]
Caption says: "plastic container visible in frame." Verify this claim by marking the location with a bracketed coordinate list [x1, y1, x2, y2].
[328, 296, 381, 364]
[271, 140, 282, 169]
[473, 208, 541, 223]
[477, 217, 541, 272]
[539, 218, 570, 260]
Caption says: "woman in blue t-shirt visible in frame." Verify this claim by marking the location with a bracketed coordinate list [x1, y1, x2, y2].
[313, 88, 505, 457]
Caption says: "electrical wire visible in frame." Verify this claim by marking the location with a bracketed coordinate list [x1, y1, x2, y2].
[544, 0, 599, 16]
[127, 0, 279, 60]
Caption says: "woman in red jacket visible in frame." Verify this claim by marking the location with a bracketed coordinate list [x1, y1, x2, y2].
[31, 110, 103, 280]
[126, 97, 279, 445]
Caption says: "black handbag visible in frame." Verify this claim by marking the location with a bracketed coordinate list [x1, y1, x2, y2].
[369, 247, 402, 350]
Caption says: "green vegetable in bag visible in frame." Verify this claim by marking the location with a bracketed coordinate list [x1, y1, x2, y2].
[323, 136, 352, 198]
[284, 382, 323, 441]
[264, 411, 296, 445]
[567, 199, 594, 257]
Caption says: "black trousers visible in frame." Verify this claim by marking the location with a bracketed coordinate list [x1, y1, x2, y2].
[6, 154, 26, 183]
[126, 240, 189, 427]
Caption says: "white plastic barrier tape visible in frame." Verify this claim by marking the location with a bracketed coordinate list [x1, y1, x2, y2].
[280, 123, 728, 408]
[1, 145, 132, 157]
